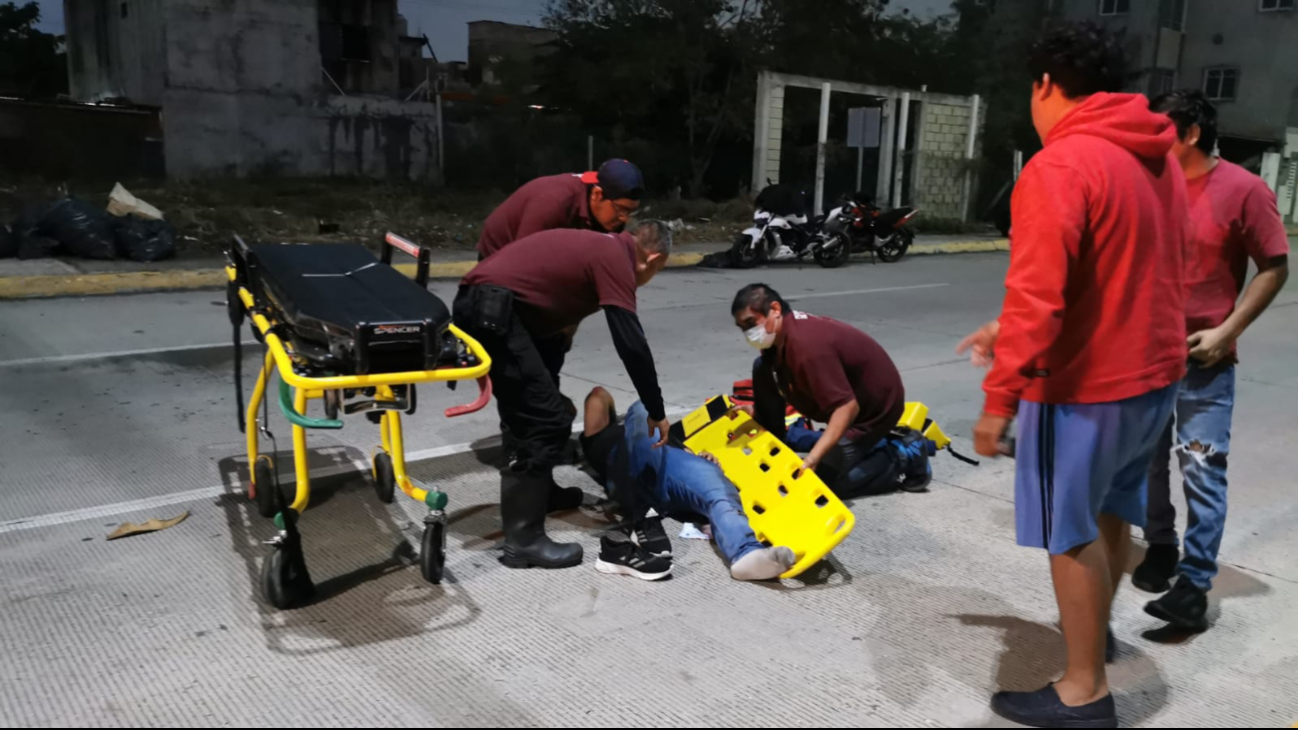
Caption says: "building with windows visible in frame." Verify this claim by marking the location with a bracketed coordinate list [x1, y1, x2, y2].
[1055, 0, 1298, 221]
[63, 0, 442, 180]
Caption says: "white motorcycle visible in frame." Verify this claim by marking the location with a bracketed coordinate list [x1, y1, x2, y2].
[729, 184, 833, 269]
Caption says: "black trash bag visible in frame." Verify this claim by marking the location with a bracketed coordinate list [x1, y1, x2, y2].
[41, 197, 118, 260]
[114, 215, 177, 262]
[9, 202, 60, 260]
[697, 250, 734, 269]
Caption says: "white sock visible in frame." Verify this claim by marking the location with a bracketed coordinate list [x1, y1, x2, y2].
[730, 547, 796, 581]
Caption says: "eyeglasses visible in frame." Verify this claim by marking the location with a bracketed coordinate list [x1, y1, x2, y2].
[610, 200, 639, 219]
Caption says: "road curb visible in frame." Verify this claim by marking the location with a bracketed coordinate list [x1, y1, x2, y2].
[0, 240, 1007, 300]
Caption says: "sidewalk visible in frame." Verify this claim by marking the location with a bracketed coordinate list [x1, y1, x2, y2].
[0, 234, 1010, 300]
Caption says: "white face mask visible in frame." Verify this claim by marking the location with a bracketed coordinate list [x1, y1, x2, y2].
[745, 322, 776, 350]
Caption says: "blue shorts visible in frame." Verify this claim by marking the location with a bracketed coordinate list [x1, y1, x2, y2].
[1016, 384, 1178, 555]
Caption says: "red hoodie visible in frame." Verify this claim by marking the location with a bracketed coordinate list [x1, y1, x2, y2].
[983, 93, 1189, 417]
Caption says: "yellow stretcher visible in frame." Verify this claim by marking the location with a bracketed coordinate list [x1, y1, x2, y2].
[225, 233, 492, 610]
[676, 397, 960, 579]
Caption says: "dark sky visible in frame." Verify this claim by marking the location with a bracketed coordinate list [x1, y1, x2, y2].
[34, 0, 954, 63]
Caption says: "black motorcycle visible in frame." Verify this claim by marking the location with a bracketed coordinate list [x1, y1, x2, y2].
[820, 194, 919, 265]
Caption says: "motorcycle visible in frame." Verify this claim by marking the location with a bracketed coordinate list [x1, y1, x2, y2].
[729, 183, 838, 269]
[821, 194, 919, 265]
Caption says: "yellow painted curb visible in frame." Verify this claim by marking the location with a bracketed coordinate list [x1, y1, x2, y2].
[0, 243, 1004, 300]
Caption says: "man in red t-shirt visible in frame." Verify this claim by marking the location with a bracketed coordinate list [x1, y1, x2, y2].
[729, 284, 932, 499]
[957, 24, 1188, 728]
[476, 159, 644, 260]
[454, 220, 672, 571]
[1132, 90, 1290, 632]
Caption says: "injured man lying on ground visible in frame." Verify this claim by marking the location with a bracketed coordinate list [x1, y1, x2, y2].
[579, 387, 796, 582]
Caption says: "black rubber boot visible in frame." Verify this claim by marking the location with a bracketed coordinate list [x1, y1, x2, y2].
[1132, 543, 1180, 594]
[500, 470, 584, 570]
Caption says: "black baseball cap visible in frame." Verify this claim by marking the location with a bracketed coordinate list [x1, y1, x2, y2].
[581, 159, 644, 201]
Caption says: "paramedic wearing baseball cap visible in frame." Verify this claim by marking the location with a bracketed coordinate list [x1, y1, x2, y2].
[476, 159, 645, 260]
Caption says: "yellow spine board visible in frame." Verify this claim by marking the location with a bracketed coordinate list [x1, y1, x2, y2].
[681, 397, 855, 580]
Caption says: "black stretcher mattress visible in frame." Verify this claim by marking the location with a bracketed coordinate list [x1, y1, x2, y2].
[245, 244, 453, 374]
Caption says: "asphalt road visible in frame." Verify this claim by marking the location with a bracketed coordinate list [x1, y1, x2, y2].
[1, 253, 1295, 727]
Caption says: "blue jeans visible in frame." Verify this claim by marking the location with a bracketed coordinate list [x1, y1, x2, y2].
[1145, 363, 1235, 591]
[614, 401, 765, 565]
[787, 421, 901, 499]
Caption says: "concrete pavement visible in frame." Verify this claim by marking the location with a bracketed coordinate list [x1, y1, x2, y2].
[1, 253, 1295, 727]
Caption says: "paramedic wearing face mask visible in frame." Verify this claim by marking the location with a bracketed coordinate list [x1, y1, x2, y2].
[730, 284, 931, 499]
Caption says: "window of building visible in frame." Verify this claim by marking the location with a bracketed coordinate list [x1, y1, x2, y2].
[1203, 67, 1239, 101]
[1159, 0, 1186, 30]
[1100, 0, 1130, 15]
[1149, 69, 1176, 97]
[1260, 0, 1295, 12]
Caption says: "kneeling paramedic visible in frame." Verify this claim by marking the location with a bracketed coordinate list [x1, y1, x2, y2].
[579, 387, 796, 582]
[731, 284, 931, 499]
[454, 220, 674, 570]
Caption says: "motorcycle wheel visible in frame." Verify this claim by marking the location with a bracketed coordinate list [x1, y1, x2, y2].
[877, 229, 913, 263]
[814, 233, 851, 269]
[729, 233, 765, 269]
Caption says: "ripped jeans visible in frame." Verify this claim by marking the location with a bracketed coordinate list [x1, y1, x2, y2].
[1145, 362, 1235, 591]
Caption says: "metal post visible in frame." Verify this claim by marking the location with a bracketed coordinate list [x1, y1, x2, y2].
[855, 147, 864, 193]
[814, 82, 831, 214]
[961, 94, 981, 222]
[436, 90, 445, 183]
[892, 91, 910, 209]
[587, 135, 594, 171]
[1013, 149, 1023, 181]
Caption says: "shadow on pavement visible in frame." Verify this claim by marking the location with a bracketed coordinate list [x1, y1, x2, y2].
[216, 447, 483, 656]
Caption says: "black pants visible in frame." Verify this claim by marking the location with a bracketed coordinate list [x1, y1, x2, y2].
[455, 286, 574, 474]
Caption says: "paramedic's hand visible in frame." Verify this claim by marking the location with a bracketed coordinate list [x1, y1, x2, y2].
[699, 451, 721, 466]
[649, 416, 671, 449]
[957, 320, 1001, 368]
[1188, 326, 1234, 367]
[800, 453, 822, 473]
[730, 402, 755, 418]
[973, 413, 1012, 458]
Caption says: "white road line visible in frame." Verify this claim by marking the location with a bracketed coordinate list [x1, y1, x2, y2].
[0, 341, 260, 368]
[0, 408, 692, 535]
[789, 283, 949, 301]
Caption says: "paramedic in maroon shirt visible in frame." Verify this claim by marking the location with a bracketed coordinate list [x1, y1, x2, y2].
[730, 283, 932, 499]
[454, 220, 673, 571]
[476, 159, 645, 260]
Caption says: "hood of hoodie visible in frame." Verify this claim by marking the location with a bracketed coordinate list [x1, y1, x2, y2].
[1046, 92, 1176, 160]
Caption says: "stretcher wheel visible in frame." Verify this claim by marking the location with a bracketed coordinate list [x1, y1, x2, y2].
[253, 456, 283, 519]
[261, 538, 315, 610]
[324, 390, 342, 420]
[420, 520, 446, 585]
[373, 452, 396, 504]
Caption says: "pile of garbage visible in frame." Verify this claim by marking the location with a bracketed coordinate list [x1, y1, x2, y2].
[1, 183, 177, 263]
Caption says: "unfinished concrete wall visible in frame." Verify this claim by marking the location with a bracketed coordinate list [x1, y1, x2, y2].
[913, 101, 982, 220]
[64, 0, 168, 103]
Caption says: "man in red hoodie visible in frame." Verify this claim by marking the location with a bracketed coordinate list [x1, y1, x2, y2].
[958, 23, 1188, 728]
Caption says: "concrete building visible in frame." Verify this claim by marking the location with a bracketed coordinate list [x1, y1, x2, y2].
[466, 20, 556, 89]
[1054, 0, 1298, 221]
[63, 0, 442, 181]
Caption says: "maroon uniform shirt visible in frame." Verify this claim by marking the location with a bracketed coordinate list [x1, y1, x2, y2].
[477, 174, 592, 259]
[773, 312, 905, 446]
[463, 229, 637, 337]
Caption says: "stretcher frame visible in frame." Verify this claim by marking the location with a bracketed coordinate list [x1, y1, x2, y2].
[226, 233, 492, 610]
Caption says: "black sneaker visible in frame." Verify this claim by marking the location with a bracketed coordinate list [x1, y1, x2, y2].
[1132, 543, 1179, 594]
[631, 514, 673, 558]
[595, 534, 672, 581]
[990, 685, 1117, 729]
[1145, 576, 1210, 632]
[896, 430, 935, 493]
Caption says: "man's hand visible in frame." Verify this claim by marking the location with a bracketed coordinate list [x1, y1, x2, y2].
[973, 413, 1013, 458]
[699, 451, 721, 466]
[800, 453, 821, 473]
[730, 401, 755, 418]
[648, 416, 671, 448]
[1188, 326, 1235, 367]
[957, 320, 1001, 368]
